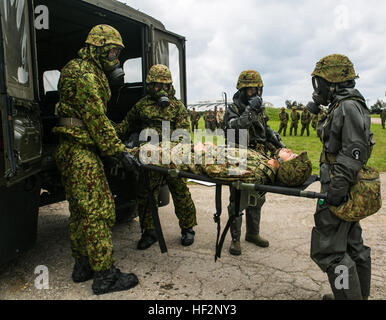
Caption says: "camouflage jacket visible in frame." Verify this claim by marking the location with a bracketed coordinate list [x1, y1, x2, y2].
[279, 111, 289, 124]
[115, 93, 190, 139]
[301, 111, 311, 125]
[53, 47, 126, 157]
[290, 111, 300, 123]
[190, 111, 201, 122]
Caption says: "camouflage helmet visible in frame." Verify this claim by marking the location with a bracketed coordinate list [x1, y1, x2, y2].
[85, 24, 125, 48]
[311, 54, 358, 83]
[276, 152, 312, 187]
[236, 70, 263, 90]
[146, 64, 173, 84]
[281, 107, 285, 111]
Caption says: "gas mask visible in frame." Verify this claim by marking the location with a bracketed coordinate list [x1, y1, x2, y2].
[312, 76, 334, 106]
[107, 66, 125, 88]
[155, 89, 170, 108]
[147, 83, 171, 108]
[99, 45, 125, 85]
[306, 101, 321, 115]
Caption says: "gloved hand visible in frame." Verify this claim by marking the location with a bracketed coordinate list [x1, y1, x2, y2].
[120, 151, 141, 180]
[248, 96, 263, 112]
[326, 179, 349, 206]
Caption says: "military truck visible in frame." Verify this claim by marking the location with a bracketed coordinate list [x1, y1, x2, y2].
[0, 0, 188, 264]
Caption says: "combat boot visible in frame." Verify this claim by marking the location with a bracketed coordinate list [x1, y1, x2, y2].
[92, 266, 139, 295]
[137, 229, 158, 250]
[72, 256, 94, 283]
[245, 234, 269, 248]
[181, 227, 195, 246]
[229, 240, 241, 256]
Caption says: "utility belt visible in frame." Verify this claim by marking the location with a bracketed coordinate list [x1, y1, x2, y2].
[239, 162, 276, 208]
[58, 117, 86, 129]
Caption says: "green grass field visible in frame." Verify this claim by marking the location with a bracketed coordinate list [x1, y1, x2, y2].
[190, 108, 386, 174]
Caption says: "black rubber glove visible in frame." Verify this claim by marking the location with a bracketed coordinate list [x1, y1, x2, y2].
[326, 179, 349, 206]
[120, 151, 141, 180]
[248, 96, 263, 112]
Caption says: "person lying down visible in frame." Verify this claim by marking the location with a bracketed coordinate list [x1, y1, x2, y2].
[128, 142, 312, 187]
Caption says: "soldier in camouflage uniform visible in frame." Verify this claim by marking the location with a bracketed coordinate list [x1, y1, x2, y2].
[216, 107, 225, 129]
[224, 70, 285, 256]
[127, 142, 311, 187]
[115, 64, 197, 250]
[278, 107, 289, 136]
[381, 108, 386, 129]
[53, 25, 139, 295]
[190, 107, 201, 131]
[308, 54, 374, 300]
[206, 110, 217, 132]
[300, 107, 312, 136]
[289, 107, 300, 136]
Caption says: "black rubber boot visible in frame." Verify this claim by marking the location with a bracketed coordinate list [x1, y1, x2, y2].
[137, 229, 158, 250]
[181, 228, 195, 246]
[229, 240, 241, 256]
[72, 256, 94, 283]
[326, 256, 363, 300]
[356, 259, 371, 300]
[92, 266, 139, 295]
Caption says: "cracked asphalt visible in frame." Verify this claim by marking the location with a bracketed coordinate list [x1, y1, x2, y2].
[0, 175, 385, 300]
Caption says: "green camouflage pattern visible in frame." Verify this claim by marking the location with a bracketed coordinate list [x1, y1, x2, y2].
[236, 70, 263, 90]
[85, 24, 124, 48]
[276, 152, 312, 186]
[290, 110, 300, 135]
[301, 109, 311, 125]
[312, 54, 358, 83]
[117, 81, 194, 231]
[278, 110, 289, 136]
[129, 142, 282, 185]
[53, 46, 126, 157]
[137, 170, 197, 231]
[328, 166, 382, 222]
[279, 110, 289, 124]
[205, 110, 217, 131]
[146, 64, 173, 84]
[54, 140, 115, 272]
[116, 91, 190, 138]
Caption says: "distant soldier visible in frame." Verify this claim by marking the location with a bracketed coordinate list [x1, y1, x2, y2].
[190, 107, 201, 131]
[278, 107, 289, 136]
[300, 107, 312, 136]
[206, 110, 217, 131]
[311, 113, 318, 130]
[289, 107, 300, 136]
[204, 111, 209, 130]
[381, 108, 386, 129]
[216, 107, 225, 129]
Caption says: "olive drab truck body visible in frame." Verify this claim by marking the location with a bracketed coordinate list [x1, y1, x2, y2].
[0, 0, 187, 264]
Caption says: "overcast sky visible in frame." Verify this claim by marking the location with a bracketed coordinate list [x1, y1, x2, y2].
[120, 0, 386, 107]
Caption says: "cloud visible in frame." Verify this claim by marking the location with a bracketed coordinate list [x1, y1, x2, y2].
[121, 0, 386, 107]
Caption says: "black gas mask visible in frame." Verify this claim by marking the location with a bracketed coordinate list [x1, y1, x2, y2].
[240, 87, 263, 104]
[107, 65, 125, 88]
[312, 76, 334, 106]
[150, 83, 171, 108]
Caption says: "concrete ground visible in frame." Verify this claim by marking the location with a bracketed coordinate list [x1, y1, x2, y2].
[0, 175, 385, 300]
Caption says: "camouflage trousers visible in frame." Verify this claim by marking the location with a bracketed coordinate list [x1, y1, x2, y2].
[55, 140, 115, 272]
[278, 122, 287, 136]
[290, 123, 298, 136]
[228, 187, 266, 241]
[137, 169, 197, 231]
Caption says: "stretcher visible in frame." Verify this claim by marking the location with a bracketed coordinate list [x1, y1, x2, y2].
[141, 164, 327, 261]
